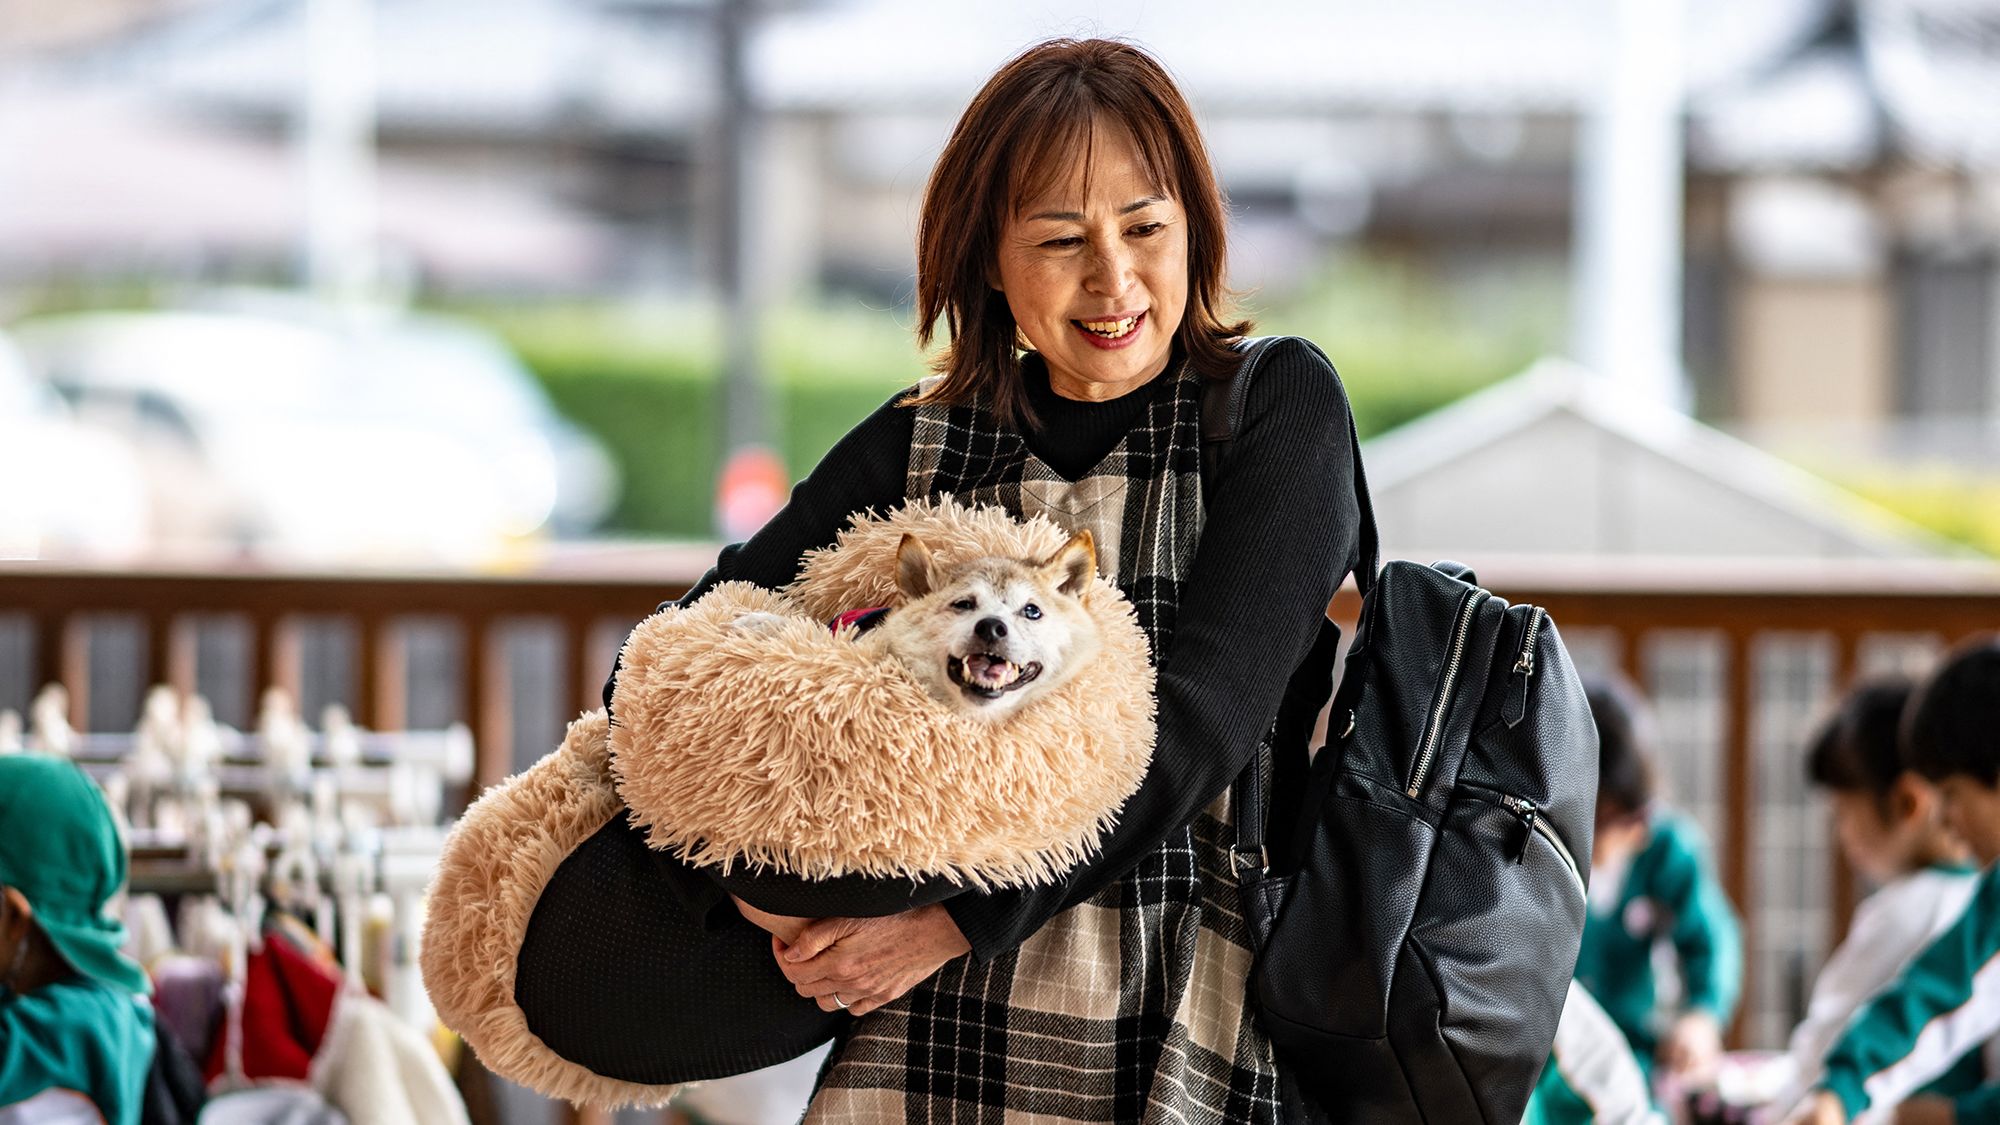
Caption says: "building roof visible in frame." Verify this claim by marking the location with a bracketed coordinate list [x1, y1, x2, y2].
[0, 89, 614, 287]
[1362, 358, 1961, 560]
[751, 0, 1832, 112]
[30, 0, 1834, 126]
[1692, 0, 2000, 171]
[24, 0, 713, 135]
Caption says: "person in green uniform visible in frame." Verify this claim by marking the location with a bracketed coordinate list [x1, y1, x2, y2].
[1765, 679, 1983, 1117]
[1573, 677, 1744, 1086]
[1523, 980, 1666, 1125]
[1790, 638, 2000, 1125]
[1, 754, 155, 1125]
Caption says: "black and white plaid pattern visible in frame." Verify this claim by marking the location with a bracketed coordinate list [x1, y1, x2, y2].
[806, 363, 1283, 1123]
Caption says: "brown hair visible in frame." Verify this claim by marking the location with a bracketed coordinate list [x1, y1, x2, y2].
[907, 38, 1251, 428]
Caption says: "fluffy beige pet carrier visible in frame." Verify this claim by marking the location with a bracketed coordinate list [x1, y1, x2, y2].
[422, 498, 1156, 1107]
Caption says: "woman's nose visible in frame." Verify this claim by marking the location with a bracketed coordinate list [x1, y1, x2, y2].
[1083, 240, 1134, 296]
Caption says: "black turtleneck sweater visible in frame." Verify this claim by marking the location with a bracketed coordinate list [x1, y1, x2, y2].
[605, 339, 1362, 961]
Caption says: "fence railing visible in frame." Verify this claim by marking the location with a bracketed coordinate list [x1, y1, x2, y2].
[6, 552, 2000, 1063]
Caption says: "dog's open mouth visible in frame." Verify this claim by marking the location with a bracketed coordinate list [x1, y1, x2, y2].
[947, 653, 1044, 700]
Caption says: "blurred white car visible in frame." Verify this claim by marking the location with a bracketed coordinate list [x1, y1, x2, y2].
[10, 305, 616, 565]
[0, 332, 151, 560]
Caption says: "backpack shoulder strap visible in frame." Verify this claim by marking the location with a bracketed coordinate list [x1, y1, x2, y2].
[1202, 336, 1380, 873]
[1202, 336, 1380, 593]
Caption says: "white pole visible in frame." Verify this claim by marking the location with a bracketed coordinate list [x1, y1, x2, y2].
[301, 0, 377, 306]
[1571, 0, 1688, 409]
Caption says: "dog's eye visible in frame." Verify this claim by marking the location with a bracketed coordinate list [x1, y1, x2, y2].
[952, 598, 977, 612]
[1021, 604, 1042, 620]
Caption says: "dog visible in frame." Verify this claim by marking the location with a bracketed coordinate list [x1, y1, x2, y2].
[720, 527, 1107, 940]
[875, 528, 1102, 722]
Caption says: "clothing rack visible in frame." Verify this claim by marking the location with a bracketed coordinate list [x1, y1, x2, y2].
[5, 681, 463, 1038]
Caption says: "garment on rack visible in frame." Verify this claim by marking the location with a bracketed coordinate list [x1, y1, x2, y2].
[194, 1088, 346, 1125]
[141, 1018, 206, 1125]
[198, 926, 465, 1125]
[0, 1089, 104, 1124]
[123, 897, 177, 972]
[307, 994, 466, 1125]
[149, 958, 223, 1068]
[203, 934, 341, 1087]
[260, 915, 335, 976]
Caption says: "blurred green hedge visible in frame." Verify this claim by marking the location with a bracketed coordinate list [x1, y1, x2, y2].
[471, 272, 1553, 537]
[1831, 470, 2000, 559]
[484, 303, 928, 536]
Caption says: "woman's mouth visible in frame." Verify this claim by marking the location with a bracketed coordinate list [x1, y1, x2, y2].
[1071, 310, 1146, 349]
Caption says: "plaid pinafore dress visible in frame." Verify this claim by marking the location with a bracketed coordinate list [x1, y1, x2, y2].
[804, 360, 1284, 1124]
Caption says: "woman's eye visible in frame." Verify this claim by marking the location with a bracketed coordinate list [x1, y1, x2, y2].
[1041, 236, 1083, 249]
[1021, 604, 1042, 620]
[952, 598, 977, 611]
[1129, 222, 1163, 237]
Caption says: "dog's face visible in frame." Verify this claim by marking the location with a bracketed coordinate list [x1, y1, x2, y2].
[878, 530, 1102, 722]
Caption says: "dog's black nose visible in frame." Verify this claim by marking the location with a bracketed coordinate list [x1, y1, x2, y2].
[975, 617, 1008, 644]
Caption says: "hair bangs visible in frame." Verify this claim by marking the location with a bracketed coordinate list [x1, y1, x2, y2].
[1004, 97, 1177, 222]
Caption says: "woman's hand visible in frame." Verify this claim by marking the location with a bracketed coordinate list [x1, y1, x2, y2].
[775, 904, 971, 1017]
[730, 895, 811, 947]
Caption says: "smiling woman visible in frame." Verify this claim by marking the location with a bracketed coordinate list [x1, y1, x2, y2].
[563, 36, 1365, 1125]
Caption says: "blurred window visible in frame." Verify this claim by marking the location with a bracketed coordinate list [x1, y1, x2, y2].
[1895, 252, 1997, 419]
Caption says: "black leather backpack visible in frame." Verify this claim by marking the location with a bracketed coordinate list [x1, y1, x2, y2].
[1205, 337, 1597, 1125]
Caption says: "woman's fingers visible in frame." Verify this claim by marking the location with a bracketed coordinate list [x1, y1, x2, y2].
[732, 895, 812, 946]
[774, 905, 973, 1016]
[790, 972, 872, 1013]
[784, 916, 859, 963]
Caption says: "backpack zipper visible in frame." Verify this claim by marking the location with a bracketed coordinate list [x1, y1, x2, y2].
[1503, 606, 1547, 728]
[1501, 794, 1586, 900]
[1512, 607, 1545, 677]
[1406, 590, 1487, 799]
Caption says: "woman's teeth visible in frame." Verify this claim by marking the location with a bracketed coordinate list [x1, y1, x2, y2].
[1077, 315, 1140, 339]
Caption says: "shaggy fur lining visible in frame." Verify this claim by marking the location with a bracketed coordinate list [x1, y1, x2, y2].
[611, 497, 1157, 889]
[420, 712, 684, 1109]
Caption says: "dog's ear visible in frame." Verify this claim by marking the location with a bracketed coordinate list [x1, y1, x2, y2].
[896, 533, 942, 600]
[1040, 530, 1097, 597]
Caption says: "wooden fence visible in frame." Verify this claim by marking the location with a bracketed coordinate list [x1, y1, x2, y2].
[5, 553, 1998, 1117]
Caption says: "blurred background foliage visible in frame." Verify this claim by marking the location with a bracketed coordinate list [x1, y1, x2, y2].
[453, 250, 1567, 538]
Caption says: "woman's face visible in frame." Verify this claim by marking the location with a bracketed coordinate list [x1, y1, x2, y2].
[994, 119, 1189, 403]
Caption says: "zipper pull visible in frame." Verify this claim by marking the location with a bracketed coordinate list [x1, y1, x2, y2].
[1505, 795, 1538, 864]
[1501, 658, 1531, 729]
[1501, 608, 1544, 729]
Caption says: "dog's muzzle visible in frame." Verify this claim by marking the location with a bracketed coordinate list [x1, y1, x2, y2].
[947, 653, 1043, 699]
